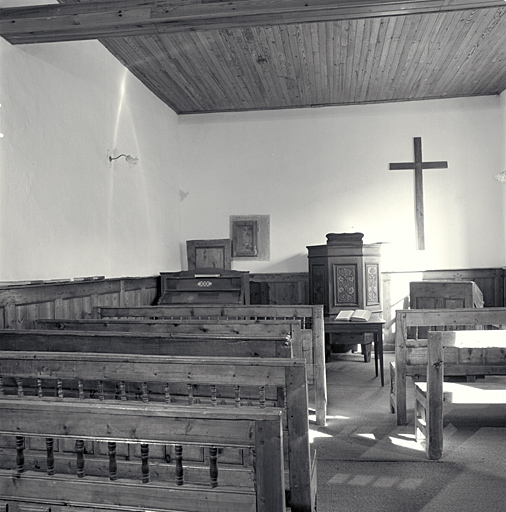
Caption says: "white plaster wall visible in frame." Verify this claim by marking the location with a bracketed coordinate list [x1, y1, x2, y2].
[0, 37, 183, 281]
[500, 91, 506, 259]
[178, 97, 505, 273]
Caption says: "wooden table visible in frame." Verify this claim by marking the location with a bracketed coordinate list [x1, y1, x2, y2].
[324, 316, 385, 386]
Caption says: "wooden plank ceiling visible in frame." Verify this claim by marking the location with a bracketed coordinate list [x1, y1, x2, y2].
[2, 0, 506, 114]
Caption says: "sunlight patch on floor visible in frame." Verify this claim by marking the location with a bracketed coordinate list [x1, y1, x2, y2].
[309, 427, 333, 443]
[328, 472, 425, 489]
[389, 433, 425, 452]
[356, 432, 376, 440]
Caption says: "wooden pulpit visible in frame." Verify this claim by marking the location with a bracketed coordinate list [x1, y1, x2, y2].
[307, 233, 382, 317]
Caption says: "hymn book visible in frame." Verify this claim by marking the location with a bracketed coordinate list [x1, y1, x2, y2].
[334, 309, 372, 322]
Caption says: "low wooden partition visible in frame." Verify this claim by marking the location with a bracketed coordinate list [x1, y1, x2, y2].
[0, 276, 158, 329]
[0, 334, 316, 512]
[392, 307, 506, 425]
[93, 304, 327, 427]
[415, 330, 506, 460]
[0, 399, 285, 512]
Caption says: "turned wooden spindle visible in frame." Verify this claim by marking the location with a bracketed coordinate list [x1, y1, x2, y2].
[16, 377, 24, 398]
[0, 375, 3, 396]
[234, 385, 241, 407]
[37, 378, 43, 398]
[15, 436, 24, 476]
[259, 386, 266, 408]
[98, 380, 105, 401]
[57, 378, 63, 399]
[76, 440, 85, 478]
[46, 438, 55, 475]
[164, 382, 171, 403]
[108, 442, 118, 480]
[141, 444, 149, 483]
[210, 384, 217, 406]
[120, 381, 127, 401]
[187, 384, 194, 405]
[141, 382, 149, 403]
[209, 446, 218, 488]
[78, 379, 84, 399]
[175, 445, 183, 486]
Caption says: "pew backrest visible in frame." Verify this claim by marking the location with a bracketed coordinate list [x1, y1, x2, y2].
[0, 329, 292, 358]
[393, 307, 506, 425]
[35, 318, 303, 356]
[0, 398, 285, 512]
[92, 304, 327, 426]
[0, 350, 314, 512]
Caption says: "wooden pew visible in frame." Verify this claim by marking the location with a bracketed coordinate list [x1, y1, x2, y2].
[414, 330, 506, 460]
[391, 307, 506, 425]
[0, 398, 286, 512]
[0, 341, 316, 512]
[35, 318, 303, 355]
[92, 304, 327, 426]
[0, 329, 292, 358]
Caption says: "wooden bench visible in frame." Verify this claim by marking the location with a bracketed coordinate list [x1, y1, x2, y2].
[391, 307, 506, 425]
[35, 318, 303, 355]
[0, 398, 286, 512]
[0, 345, 316, 512]
[0, 329, 292, 358]
[414, 330, 506, 460]
[92, 304, 327, 426]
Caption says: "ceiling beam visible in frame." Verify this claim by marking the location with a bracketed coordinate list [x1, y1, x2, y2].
[1, 0, 505, 44]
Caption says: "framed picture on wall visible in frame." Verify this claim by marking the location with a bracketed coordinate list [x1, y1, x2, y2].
[230, 215, 270, 260]
[232, 220, 258, 257]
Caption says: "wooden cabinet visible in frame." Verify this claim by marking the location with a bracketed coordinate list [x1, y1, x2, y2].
[186, 239, 232, 270]
[409, 280, 484, 310]
[158, 268, 250, 305]
[409, 280, 484, 338]
[307, 233, 382, 317]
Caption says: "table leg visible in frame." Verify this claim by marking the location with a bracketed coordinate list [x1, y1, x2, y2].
[378, 328, 384, 387]
[374, 334, 379, 377]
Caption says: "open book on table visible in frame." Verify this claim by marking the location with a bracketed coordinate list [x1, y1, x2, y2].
[334, 309, 372, 322]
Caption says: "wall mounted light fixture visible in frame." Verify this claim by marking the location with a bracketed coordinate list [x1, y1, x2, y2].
[108, 153, 139, 166]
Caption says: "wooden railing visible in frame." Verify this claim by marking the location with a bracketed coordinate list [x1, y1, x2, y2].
[0, 398, 286, 512]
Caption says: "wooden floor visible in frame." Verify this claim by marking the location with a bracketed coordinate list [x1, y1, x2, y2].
[310, 350, 506, 512]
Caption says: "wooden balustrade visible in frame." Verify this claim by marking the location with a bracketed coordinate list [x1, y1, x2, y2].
[0, 349, 315, 512]
[0, 399, 286, 512]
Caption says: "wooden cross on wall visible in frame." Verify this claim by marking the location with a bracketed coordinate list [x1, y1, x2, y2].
[389, 137, 448, 251]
